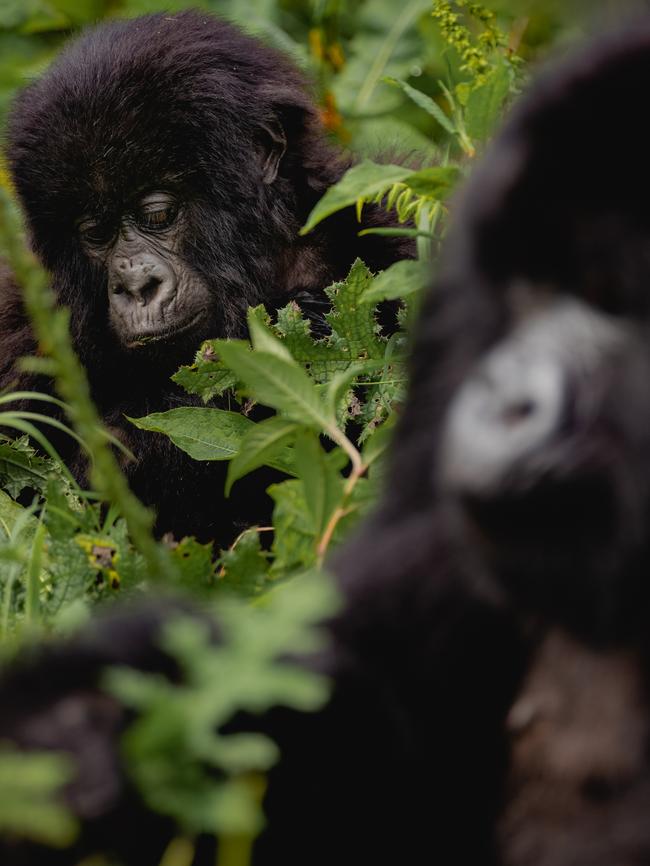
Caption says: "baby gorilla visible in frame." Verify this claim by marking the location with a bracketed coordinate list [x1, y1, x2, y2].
[4, 15, 650, 866]
[3, 11, 409, 545]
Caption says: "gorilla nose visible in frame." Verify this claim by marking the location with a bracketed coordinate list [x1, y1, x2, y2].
[111, 256, 176, 306]
[441, 349, 566, 496]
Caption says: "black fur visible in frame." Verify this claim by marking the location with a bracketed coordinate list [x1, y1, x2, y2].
[6, 17, 650, 866]
[3, 11, 411, 546]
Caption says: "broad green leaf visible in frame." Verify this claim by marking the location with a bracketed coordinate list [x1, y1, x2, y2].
[363, 259, 428, 303]
[225, 416, 299, 496]
[213, 341, 336, 434]
[293, 433, 343, 536]
[465, 60, 512, 144]
[301, 160, 412, 234]
[268, 479, 318, 574]
[129, 408, 254, 461]
[384, 76, 457, 135]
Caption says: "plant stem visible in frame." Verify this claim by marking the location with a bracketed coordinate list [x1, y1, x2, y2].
[0, 191, 176, 582]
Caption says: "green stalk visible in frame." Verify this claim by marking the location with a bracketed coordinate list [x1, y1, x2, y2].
[0, 191, 175, 583]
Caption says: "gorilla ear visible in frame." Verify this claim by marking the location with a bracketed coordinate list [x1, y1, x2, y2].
[258, 119, 287, 185]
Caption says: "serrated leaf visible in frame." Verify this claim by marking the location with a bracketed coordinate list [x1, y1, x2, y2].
[324, 259, 385, 360]
[172, 342, 238, 403]
[0, 436, 55, 498]
[225, 416, 299, 496]
[325, 360, 386, 419]
[128, 408, 254, 461]
[363, 259, 427, 303]
[362, 413, 398, 467]
[170, 536, 215, 591]
[384, 76, 457, 134]
[213, 342, 336, 435]
[301, 160, 412, 234]
[247, 307, 294, 361]
[217, 530, 271, 597]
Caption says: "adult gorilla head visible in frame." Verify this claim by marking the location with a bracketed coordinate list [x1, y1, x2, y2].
[382, 20, 650, 642]
[7, 11, 397, 375]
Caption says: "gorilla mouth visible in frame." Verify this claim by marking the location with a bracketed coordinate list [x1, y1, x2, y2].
[462, 471, 619, 555]
[124, 312, 205, 349]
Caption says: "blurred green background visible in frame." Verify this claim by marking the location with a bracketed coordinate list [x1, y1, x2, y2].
[1, 0, 647, 164]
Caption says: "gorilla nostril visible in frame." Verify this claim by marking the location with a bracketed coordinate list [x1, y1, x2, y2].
[501, 399, 537, 426]
[581, 774, 625, 803]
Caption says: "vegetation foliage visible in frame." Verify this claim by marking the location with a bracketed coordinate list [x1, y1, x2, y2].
[0, 0, 629, 862]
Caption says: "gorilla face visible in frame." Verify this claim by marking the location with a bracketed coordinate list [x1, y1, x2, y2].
[78, 189, 212, 350]
[6, 11, 322, 373]
[438, 283, 650, 635]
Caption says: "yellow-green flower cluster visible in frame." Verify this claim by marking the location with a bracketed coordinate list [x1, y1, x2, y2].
[432, 0, 506, 88]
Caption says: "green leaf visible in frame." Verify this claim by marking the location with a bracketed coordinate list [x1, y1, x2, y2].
[362, 413, 398, 467]
[0, 488, 33, 538]
[384, 76, 457, 135]
[465, 60, 512, 144]
[333, 0, 432, 116]
[325, 360, 386, 420]
[225, 416, 299, 496]
[0, 435, 55, 498]
[0, 748, 77, 847]
[404, 166, 462, 199]
[170, 536, 215, 591]
[268, 480, 318, 575]
[217, 530, 271, 597]
[300, 160, 412, 234]
[363, 259, 427, 303]
[213, 341, 336, 435]
[293, 433, 343, 536]
[358, 227, 434, 239]
[247, 307, 294, 362]
[128, 408, 254, 461]
[324, 259, 385, 361]
[172, 346, 238, 403]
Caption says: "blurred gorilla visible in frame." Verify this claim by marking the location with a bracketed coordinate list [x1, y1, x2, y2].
[6, 15, 650, 866]
[2, 11, 409, 545]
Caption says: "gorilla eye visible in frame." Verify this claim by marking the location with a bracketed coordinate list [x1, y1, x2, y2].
[78, 219, 114, 247]
[137, 194, 177, 231]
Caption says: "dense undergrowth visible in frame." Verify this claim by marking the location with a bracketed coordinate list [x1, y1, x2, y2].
[0, 0, 630, 862]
